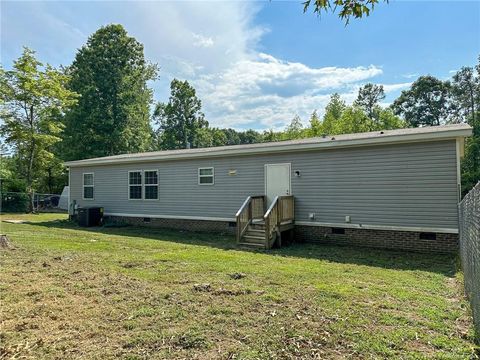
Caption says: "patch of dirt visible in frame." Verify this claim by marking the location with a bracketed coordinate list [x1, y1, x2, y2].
[192, 283, 212, 292]
[228, 272, 246, 280]
[0, 234, 15, 249]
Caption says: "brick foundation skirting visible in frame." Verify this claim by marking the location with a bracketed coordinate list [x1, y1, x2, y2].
[105, 215, 236, 234]
[105, 216, 458, 253]
[295, 225, 458, 254]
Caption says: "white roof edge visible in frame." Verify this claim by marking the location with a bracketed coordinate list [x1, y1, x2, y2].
[65, 124, 473, 167]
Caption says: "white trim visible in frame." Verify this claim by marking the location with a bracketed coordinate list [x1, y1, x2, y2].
[295, 221, 459, 234]
[105, 212, 234, 222]
[65, 125, 473, 167]
[143, 169, 159, 200]
[264, 163, 292, 199]
[128, 170, 143, 200]
[198, 167, 214, 185]
[82, 172, 94, 200]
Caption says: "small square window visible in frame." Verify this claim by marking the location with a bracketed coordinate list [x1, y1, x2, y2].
[198, 167, 214, 185]
[129, 171, 142, 185]
[83, 173, 94, 186]
[145, 185, 158, 200]
[129, 186, 142, 199]
[83, 186, 94, 199]
[145, 171, 158, 185]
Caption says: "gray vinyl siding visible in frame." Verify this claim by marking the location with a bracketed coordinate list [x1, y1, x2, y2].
[69, 140, 459, 230]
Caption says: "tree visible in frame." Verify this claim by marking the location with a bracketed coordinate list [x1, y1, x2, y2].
[392, 76, 452, 127]
[239, 129, 263, 144]
[322, 93, 346, 134]
[308, 110, 322, 136]
[62, 24, 157, 160]
[453, 58, 480, 195]
[284, 115, 305, 139]
[334, 106, 373, 134]
[375, 108, 406, 130]
[303, 0, 387, 23]
[354, 83, 385, 120]
[0, 47, 78, 209]
[451, 66, 479, 123]
[461, 111, 480, 195]
[154, 79, 208, 150]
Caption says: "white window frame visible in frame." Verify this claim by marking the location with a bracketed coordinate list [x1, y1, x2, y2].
[82, 172, 94, 200]
[128, 170, 143, 200]
[198, 167, 214, 186]
[143, 169, 159, 200]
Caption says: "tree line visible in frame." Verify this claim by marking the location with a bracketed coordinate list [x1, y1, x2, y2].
[1, 24, 479, 207]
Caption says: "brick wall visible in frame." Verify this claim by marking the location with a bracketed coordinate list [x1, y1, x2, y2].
[295, 225, 458, 254]
[105, 216, 236, 234]
[105, 216, 458, 253]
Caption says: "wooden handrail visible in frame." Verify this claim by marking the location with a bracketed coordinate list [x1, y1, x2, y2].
[264, 196, 279, 218]
[264, 195, 294, 248]
[236, 195, 265, 243]
[236, 196, 252, 217]
[236, 195, 293, 247]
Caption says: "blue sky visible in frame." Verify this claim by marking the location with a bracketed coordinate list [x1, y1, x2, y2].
[2, 1, 479, 130]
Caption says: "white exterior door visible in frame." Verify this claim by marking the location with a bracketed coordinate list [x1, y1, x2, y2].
[265, 163, 291, 205]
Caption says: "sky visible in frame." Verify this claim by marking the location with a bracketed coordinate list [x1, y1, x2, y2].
[1, 0, 479, 131]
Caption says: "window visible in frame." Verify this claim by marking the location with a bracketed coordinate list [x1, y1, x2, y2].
[198, 167, 214, 185]
[144, 170, 159, 200]
[129, 171, 142, 199]
[83, 173, 94, 200]
[331, 227, 345, 235]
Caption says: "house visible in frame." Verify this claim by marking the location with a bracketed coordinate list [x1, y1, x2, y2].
[65, 123, 472, 253]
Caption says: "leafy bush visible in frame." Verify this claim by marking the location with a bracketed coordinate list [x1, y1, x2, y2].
[1, 193, 29, 213]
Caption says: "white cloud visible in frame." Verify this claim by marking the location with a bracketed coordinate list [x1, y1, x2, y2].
[192, 53, 383, 129]
[2, 1, 408, 131]
[382, 82, 412, 93]
[401, 73, 419, 79]
[192, 33, 214, 48]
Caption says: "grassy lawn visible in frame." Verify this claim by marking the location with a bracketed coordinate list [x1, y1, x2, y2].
[0, 213, 477, 359]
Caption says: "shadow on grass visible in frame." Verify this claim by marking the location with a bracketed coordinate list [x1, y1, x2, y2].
[27, 219, 456, 276]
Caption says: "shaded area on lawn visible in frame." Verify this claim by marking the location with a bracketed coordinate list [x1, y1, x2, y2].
[1, 212, 476, 359]
[24, 218, 456, 276]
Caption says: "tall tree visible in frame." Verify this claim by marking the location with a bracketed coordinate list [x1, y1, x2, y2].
[451, 66, 479, 123]
[322, 93, 346, 134]
[284, 115, 305, 139]
[392, 76, 452, 127]
[62, 24, 157, 160]
[154, 79, 208, 150]
[453, 58, 480, 194]
[354, 83, 385, 120]
[308, 110, 322, 136]
[0, 47, 78, 208]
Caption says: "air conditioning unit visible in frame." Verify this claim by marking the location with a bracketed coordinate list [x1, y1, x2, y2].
[77, 207, 104, 227]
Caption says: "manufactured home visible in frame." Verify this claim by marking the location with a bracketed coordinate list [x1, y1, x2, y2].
[65, 124, 472, 253]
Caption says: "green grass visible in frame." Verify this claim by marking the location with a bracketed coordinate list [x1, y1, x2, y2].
[0, 213, 477, 359]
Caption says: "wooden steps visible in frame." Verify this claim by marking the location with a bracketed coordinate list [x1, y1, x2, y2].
[238, 226, 268, 249]
[236, 195, 294, 250]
